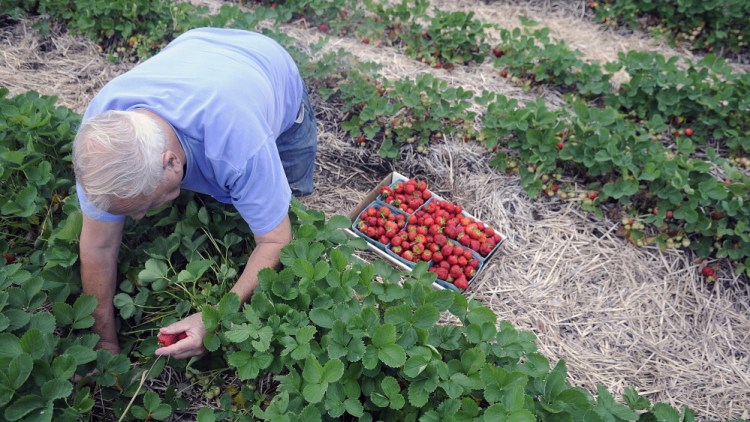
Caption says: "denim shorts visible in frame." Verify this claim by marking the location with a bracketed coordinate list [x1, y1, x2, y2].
[276, 86, 318, 197]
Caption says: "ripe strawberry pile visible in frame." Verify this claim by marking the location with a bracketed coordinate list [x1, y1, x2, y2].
[355, 178, 505, 291]
[379, 179, 431, 214]
[418, 200, 502, 257]
[355, 205, 407, 245]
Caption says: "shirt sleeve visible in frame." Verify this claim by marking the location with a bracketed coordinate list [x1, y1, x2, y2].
[75, 183, 126, 223]
[220, 139, 292, 235]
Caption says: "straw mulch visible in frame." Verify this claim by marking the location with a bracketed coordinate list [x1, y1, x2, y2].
[1, 1, 749, 420]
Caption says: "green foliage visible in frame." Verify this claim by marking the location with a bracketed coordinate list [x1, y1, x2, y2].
[594, 0, 750, 56]
[492, 18, 614, 97]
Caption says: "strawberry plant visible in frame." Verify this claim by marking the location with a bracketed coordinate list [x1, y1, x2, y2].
[401, 9, 491, 68]
[593, 0, 750, 56]
[492, 19, 614, 97]
[607, 51, 750, 155]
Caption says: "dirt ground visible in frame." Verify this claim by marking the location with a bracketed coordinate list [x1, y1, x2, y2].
[1, 1, 749, 420]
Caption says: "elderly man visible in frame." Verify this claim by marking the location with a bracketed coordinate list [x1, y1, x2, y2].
[73, 28, 317, 359]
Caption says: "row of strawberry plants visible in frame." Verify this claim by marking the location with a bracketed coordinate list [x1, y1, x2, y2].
[0, 88, 704, 420]
[0, 9, 714, 418]
[590, 0, 750, 57]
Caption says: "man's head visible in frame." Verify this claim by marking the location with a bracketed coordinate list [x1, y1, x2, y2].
[73, 110, 182, 219]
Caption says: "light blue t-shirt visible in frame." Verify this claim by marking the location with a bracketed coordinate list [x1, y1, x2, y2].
[77, 28, 302, 235]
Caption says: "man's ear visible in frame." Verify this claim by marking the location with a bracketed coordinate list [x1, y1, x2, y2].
[162, 150, 181, 171]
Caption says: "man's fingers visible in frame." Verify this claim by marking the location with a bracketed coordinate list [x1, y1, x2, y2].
[154, 338, 205, 359]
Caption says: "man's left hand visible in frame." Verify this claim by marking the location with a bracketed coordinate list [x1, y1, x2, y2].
[154, 312, 207, 359]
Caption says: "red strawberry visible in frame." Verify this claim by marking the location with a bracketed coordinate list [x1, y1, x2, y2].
[436, 267, 449, 280]
[158, 333, 181, 346]
[453, 276, 469, 289]
[177, 332, 188, 341]
[701, 266, 714, 277]
[450, 265, 463, 279]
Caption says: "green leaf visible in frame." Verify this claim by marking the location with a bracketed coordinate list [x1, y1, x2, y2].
[302, 382, 327, 404]
[372, 324, 397, 347]
[313, 261, 330, 280]
[293, 258, 316, 279]
[51, 354, 77, 379]
[196, 408, 217, 422]
[218, 293, 241, 316]
[303, 357, 323, 384]
[203, 333, 221, 352]
[138, 259, 168, 283]
[309, 308, 335, 329]
[330, 249, 349, 272]
[3, 394, 45, 421]
[9, 353, 33, 389]
[327, 215, 352, 230]
[344, 397, 364, 417]
[0, 333, 23, 358]
[202, 305, 220, 331]
[378, 343, 407, 368]
[41, 379, 72, 401]
[72, 294, 97, 329]
[20, 329, 45, 360]
[321, 359, 344, 384]
[225, 323, 254, 343]
[461, 348, 486, 375]
[413, 304, 440, 329]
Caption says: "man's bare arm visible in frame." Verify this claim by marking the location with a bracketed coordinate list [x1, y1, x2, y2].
[155, 214, 293, 359]
[230, 214, 293, 302]
[79, 214, 125, 354]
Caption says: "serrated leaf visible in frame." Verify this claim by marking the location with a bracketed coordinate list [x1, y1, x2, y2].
[303, 382, 327, 404]
[378, 343, 406, 368]
[9, 353, 33, 389]
[372, 324, 397, 347]
[327, 215, 352, 230]
[225, 323, 254, 343]
[408, 381, 430, 407]
[138, 259, 168, 283]
[344, 397, 364, 417]
[321, 359, 344, 384]
[413, 304, 440, 329]
[404, 355, 430, 378]
[202, 305, 220, 331]
[218, 292, 241, 316]
[41, 378, 72, 401]
[203, 332, 221, 352]
[3, 394, 45, 421]
[293, 258, 316, 279]
[51, 354, 77, 379]
[309, 308, 335, 328]
[20, 329, 45, 360]
[329, 249, 349, 272]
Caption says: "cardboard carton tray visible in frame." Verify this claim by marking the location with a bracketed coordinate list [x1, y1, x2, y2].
[345, 171, 506, 292]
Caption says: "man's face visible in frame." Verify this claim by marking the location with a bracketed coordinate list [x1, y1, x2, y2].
[110, 179, 181, 220]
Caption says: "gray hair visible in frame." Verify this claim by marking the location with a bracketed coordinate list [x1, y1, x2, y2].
[72, 110, 167, 211]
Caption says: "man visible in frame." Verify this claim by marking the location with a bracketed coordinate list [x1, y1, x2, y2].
[72, 28, 317, 359]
